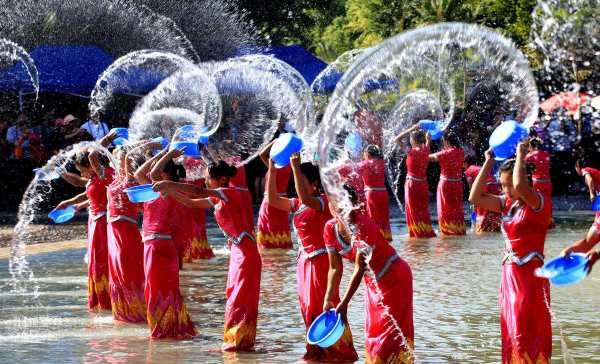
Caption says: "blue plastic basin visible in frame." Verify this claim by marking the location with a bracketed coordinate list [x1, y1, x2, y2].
[124, 184, 160, 203]
[171, 141, 200, 157]
[418, 120, 443, 141]
[538, 253, 589, 286]
[270, 133, 303, 168]
[489, 120, 528, 160]
[592, 195, 600, 212]
[48, 205, 76, 223]
[111, 128, 128, 146]
[175, 125, 210, 145]
[344, 132, 363, 158]
[307, 309, 345, 348]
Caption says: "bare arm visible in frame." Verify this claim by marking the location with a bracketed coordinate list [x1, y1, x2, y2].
[133, 150, 164, 185]
[469, 149, 503, 213]
[167, 190, 214, 209]
[55, 191, 88, 210]
[149, 148, 183, 182]
[152, 180, 222, 200]
[290, 153, 321, 211]
[336, 251, 365, 321]
[514, 141, 541, 210]
[98, 129, 117, 148]
[323, 251, 344, 311]
[584, 174, 595, 201]
[60, 171, 89, 187]
[266, 159, 292, 211]
[394, 124, 419, 144]
[258, 140, 276, 167]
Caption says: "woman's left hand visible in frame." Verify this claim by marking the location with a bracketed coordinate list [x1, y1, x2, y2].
[586, 249, 599, 274]
[290, 152, 301, 167]
[152, 180, 174, 192]
[335, 301, 348, 323]
[516, 140, 529, 156]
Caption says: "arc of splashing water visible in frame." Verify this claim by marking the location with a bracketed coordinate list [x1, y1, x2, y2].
[88, 49, 196, 117]
[9, 142, 119, 297]
[127, 65, 222, 142]
[0, 38, 39, 99]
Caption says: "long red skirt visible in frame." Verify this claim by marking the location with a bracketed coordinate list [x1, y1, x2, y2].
[183, 208, 214, 262]
[223, 237, 262, 351]
[257, 199, 292, 249]
[107, 220, 146, 322]
[365, 258, 414, 364]
[404, 179, 435, 238]
[297, 252, 358, 362]
[533, 180, 554, 229]
[500, 262, 551, 364]
[365, 189, 392, 241]
[144, 238, 197, 339]
[87, 215, 111, 311]
[436, 179, 466, 235]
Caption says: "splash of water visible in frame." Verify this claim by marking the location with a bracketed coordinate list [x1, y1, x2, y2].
[128, 66, 222, 141]
[530, 0, 600, 94]
[9, 142, 119, 297]
[201, 55, 316, 162]
[0, 38, 39, 97]
[0, 0, 199, 60]
[318, 22, 538, 221]
[88, 50, 196, 117]
[542, 287, 576, 364]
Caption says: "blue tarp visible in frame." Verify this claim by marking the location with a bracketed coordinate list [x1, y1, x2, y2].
[0, 44, 328, 96]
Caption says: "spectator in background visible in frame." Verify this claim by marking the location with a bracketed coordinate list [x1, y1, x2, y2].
[6, 113, 26, 145]
[55, 114, 92, 150]
[81, 112, 110, 140]
[0, 115, 10, 160]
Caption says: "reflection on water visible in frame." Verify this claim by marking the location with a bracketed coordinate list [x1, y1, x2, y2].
[0, 220, 598, 363]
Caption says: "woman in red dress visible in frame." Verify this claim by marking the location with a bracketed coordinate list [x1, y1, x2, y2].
[58, 147, 114, 312]
[229, 156, 254, 226]
[181, 158, 214, 261]
[105, 146, 146, 322]
[356, 145, 392, 241]
[323, 185, 414, 364]
[464, 157, 501, 233]
[561, 160, 600, 271]
[265, 153, 358, 362]
[154, 161, 261, 351]
[395, 126, 435, 238]
[469, 142, 552, 364]
[133, 147, 196, 339]
[525, 138, 554, 228]
[429, 132, 466, 235]
[256, 141, 292, 249]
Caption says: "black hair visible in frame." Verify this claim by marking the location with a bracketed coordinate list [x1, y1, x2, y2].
[410, 129, 426, 145]
[464, 155, 477, 166]
[366, 144, 383, 159]
[163, 160, 186, 182]
[343, 184, 359, 206]
[499, 158, 534, 179]
[442, 131, 461, 148]
[75, 150, 109, 169]
[299, 162, 322, 188]
[208, 160, 237, 180]
[529, 137, 543, 150]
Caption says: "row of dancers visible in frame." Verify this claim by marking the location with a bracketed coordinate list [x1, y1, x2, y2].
[54, 127, 600, 364]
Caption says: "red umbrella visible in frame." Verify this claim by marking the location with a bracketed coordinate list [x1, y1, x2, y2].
[539, 92, 590, 114]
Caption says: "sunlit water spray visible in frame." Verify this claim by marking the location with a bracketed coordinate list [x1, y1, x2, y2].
[201, 55, 316, 162]
[9, 142, 119, 299]
[0, 38, 39, 98]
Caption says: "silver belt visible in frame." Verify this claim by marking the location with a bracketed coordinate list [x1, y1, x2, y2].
[299, 245, 328, 259]
[264, 192, 287, 197]
[440, 176, 462, 182]
[223, 230, 255, 245]
[406, 175, 426, 182]
[533, 178, 551, 183]
[364, 187, 386, 191]
[502, 249, 544, 266]
[374, 254, 399, 281]
[108, 215, 137, 225]
[234, 187, 249, 192]
[142, 233, 172, 242]
[90, 211, 107, 221]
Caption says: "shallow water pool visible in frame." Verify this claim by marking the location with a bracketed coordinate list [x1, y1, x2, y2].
[0, 217, 598, 363]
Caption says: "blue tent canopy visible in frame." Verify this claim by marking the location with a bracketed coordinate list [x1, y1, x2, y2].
[0, 44, 328, 97]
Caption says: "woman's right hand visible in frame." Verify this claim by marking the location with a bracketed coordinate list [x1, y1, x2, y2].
[322, 301, 335, 313]
[152, 180, 174, 192]
[55, 200, 71, 210]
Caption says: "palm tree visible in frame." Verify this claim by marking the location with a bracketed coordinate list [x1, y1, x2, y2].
[414, 0, 465, 24]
